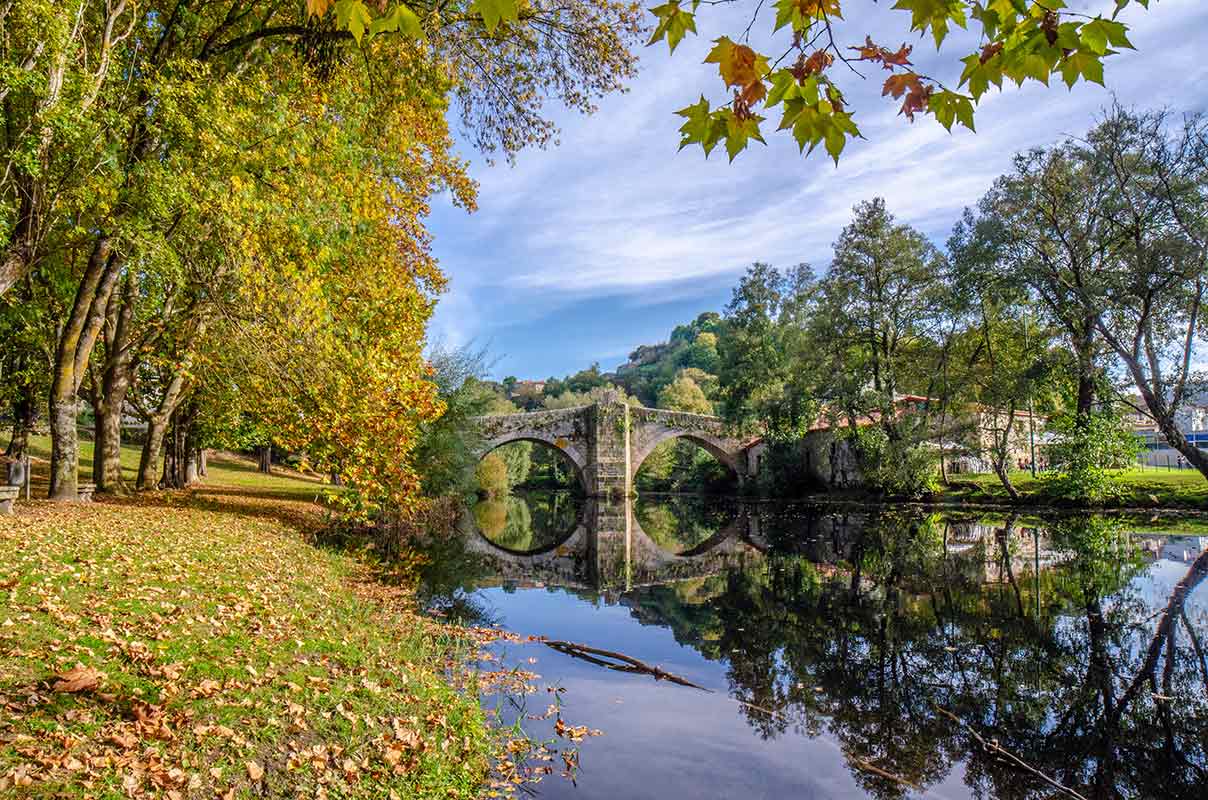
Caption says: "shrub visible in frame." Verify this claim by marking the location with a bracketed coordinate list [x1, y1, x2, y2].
[850, 426, 939, 499]
[1042, 411, 1142, 504]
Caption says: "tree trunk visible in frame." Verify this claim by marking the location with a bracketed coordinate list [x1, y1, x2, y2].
[197, 448, 207, 477]
[992, 460, 1021, 502]
[137, 379, 188, 490]
[48, 398, 81, 499]
[48, 236, 120, 500]
[160, 403, 198, 490]
[161, 414, 185, 489]
[5, 382, 37, 486]
[0, 177, 37, 297]
[138, 415, 170, 490]
[990, 405, 1021, 501]
[258, 444, 272, 474]
[135, 330, 199, 490]
[93, 274, 138, 493]
[185, 450, 199, 484]
[1107, 338, 1208, 482]
[1074, 326, 1098, 420]
[0, 236, 33, 298]
[1147, 396, 1208, 480]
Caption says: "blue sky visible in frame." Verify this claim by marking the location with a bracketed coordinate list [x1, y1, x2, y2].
[427, 0, 1208, 381]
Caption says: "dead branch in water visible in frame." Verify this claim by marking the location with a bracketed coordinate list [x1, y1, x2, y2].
[543, 639, 711, 691]
[933, 706, 1088, 800]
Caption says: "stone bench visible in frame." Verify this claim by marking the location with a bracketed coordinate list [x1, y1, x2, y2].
[0, 485, 18, 515]
[78, 482, 96, 502]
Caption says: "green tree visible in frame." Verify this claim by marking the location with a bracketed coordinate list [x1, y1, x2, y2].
[1043, 406, 1141, 503]
[656, 374, 713, 415]
[717, 262, 817, 440]
[475, 453, 510, 496]
[563, 363, 609, 394]
[811, 199, 947, 495]
[543, 384, 640, 410]
[978, 142, 1114, 422]
[1077, 108, 1208, 481]
[946, 209, 1058, 498]
[13, 0, 644, 508]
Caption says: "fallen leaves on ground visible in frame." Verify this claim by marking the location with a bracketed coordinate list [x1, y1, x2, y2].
[51, 665, 103, 694]
[0, 455, 490, 798]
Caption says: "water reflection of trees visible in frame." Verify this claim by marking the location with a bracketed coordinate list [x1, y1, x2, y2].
[473, 491, 582, 553]
[626, 510, 1208, 799]
[634, 495, 736, 554]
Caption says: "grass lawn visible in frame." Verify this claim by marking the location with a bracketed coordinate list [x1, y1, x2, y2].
[941, 466, 1208, 510]
[20, 435, 324, 502]
[0, 443, 490, 798]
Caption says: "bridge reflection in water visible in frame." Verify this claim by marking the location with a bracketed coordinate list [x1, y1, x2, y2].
[461, 494, 765, 592]
[460, 492, 1079, 594]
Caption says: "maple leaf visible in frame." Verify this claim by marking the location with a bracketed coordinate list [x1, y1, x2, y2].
[881, 72, 924, 100]
[774, 0, 843, 33]
[799, 0, 842, 17]
[471, 0, 521, 35]
[849, 37, 911, 70]
[851, 35, 880, 60]
[827, 86, 847, 113]
[246, 761, 264, 781]
[928, 89, 975, 131]
[647, 2, 698, 53]
[899, 85, 932, 121]
[883, 72, 931, 120]
[306, 0, 333, 16]
[738, 81, 767, 107]
[802, 50, 835, 75]
[52, 664, 102, 693]
[882, 43, 914, 68]
[706, 38, 761, 88]
[107, 731, 138, 750]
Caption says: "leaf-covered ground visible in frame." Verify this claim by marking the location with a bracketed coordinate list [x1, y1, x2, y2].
[0, 452, 489, 798]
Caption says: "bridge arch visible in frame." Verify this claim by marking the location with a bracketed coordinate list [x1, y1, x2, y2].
[628, 429, 744, 485]
[479, 433, 588, 491]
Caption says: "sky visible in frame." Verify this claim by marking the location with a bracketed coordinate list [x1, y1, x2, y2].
[426, 0, 1208, 381]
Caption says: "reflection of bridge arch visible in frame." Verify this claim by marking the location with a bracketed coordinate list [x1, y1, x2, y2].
[479, 433, 588, 491]
[462, 498, 765, 591]
[469, 493, 586, 557]
[675, 517, 752, 558]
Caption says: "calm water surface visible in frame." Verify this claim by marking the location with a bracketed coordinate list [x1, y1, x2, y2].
[419, 491, 1208, 800]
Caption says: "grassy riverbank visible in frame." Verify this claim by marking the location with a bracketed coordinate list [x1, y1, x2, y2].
[0, 448, 490, 798]
[939, 467, 1208, 510]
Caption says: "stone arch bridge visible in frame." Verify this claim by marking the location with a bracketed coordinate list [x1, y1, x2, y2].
[475, 396, 759, 496]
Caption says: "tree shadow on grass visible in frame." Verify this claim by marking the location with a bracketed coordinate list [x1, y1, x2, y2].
[97, 484, 329, 539]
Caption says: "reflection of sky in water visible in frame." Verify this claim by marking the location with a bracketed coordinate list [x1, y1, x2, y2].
[457, 501, 1208, 800]
[482, 585, 983, 799]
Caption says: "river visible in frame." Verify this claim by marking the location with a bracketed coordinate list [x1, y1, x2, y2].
[416, 491, 1208, 799]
